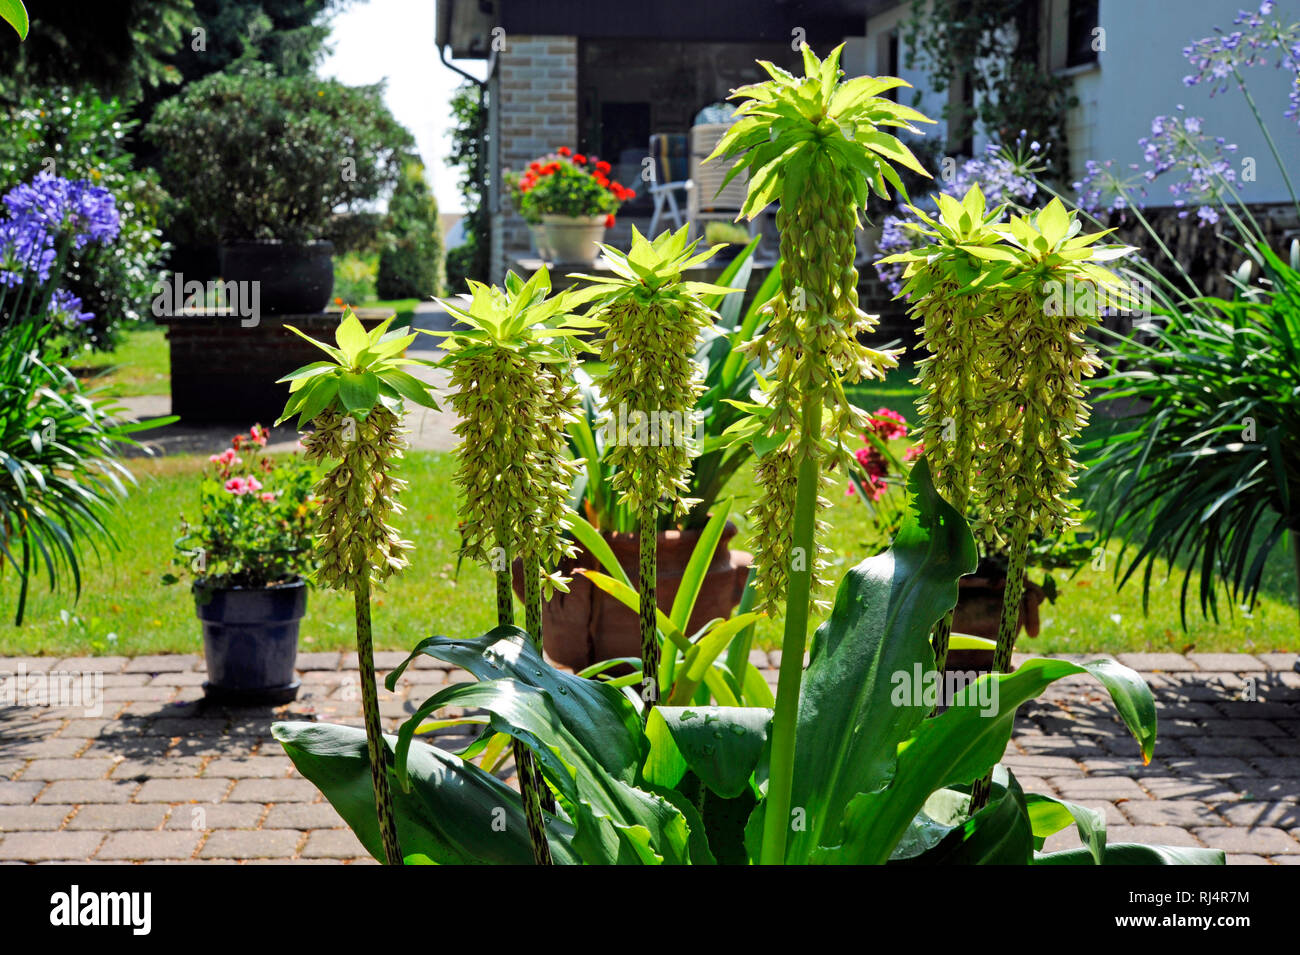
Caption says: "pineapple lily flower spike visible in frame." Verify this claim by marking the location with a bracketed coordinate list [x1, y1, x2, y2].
[568, 225, 738, 714]
[964, 197, 1135, 808]
[274, 307, 441, 865]
[431, 267, 590, 864]
[708, 42, 935, 865]
[877, 183, 1012, 673]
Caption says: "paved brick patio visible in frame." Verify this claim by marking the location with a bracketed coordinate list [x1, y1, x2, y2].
[1, 651, 1296, 864]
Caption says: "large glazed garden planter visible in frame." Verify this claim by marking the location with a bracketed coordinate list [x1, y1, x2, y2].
[219, 240, 334, 315]
[540, 215, 606, 265]
[515, 522, 751, 670]
[195, 578, 306, 705]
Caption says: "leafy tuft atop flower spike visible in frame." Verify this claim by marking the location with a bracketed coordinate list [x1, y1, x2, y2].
[276, 307, 438, 431]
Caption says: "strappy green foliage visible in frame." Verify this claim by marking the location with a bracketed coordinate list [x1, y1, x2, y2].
[274, 461, 1214, 865]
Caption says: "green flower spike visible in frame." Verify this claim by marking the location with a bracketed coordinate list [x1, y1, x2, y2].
[569, 225, 737, 711]
[274, 307, 440, 866]
[433, 267, 591, 865]
[967, 198, 1133, 809]
[878, 183, 1012, 671]
[708, 42, 936, 865]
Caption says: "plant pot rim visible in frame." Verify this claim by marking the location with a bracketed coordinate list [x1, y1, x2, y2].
[220, 239, 334, 249]
[540, 214, 608, 225]
[193, 576, 307, 594]
[600, 519, 738, 543]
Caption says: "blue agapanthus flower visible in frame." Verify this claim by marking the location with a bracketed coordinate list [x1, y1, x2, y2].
[3, 176, 121, 250]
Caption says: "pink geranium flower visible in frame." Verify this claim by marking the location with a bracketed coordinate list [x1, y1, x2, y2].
[868, 407, 908, 441]
[210, 448, 240, 466]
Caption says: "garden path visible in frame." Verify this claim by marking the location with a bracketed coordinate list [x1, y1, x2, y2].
[0, 651, 1296, 864]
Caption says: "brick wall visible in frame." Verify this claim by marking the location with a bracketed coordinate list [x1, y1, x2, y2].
[497, 35, 579, 266]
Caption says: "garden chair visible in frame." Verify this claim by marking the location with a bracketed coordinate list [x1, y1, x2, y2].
[647, 133, 691, 236]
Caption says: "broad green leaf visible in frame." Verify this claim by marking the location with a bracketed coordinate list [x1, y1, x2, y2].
[813, 655, 1157, 865]
[647, 706, 771, 799]
[1025, 792, 1107, 864]
[334, 311, 370, 362]
[888, 769, 1033, 865]
[337, 370, 380, 414]
[1, 0, 27, 40]
[1034, 844, 1225, 865]
[397, 677, 693, 864]
[272, 721, 581, 865]
[388, 627, 644, 782]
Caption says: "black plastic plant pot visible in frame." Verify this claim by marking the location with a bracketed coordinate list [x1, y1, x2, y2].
[218, 240, 334, 315]
[194, 579, 306, 705]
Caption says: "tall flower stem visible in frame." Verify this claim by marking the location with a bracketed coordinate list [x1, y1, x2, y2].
[522, 551, 557, 814]
[1232, 67, 1300, 217]
[638, 501, 661, 711]
[968, 528, 1029, 810]
[970, 408, 1040, 810]
[494, 548, 553, 866]
[353, 575, 403, 865]
[760, 393, 823, 866]
[930, 359, 975, 678]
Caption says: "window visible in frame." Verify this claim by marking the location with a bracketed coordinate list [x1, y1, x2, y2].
[1065, 0, 1100, 68]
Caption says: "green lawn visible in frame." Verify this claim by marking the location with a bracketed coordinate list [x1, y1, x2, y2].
[3, 440, 1296, 657]
[71, 325, 170, 398]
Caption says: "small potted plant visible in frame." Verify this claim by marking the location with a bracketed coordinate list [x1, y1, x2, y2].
[512, 147, 635, 264]
[146, 72, 414, 314]
[163, 425, 318, 704]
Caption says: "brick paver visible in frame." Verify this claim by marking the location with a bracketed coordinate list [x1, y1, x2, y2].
[0, 650, 1294, 864]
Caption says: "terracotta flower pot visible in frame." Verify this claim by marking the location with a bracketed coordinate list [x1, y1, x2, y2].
[514, 522, 751, 670]
[540, 214, 606, 265]
[951, 574, 1047, 641]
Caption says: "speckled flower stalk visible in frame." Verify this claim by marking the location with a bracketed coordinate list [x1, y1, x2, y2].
[277, 308, 442, 866]
[301, 407, 410, 864]
[967, 199, 1132, 809]
[710, 43, 934, 864]
[880, 185, 1011, 673]
[571, 226, 730, 712]
[437, 269, 587, 863]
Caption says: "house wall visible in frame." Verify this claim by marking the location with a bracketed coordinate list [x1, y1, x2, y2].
[864, 0, 1297, 207]
[493, 34, 579, 278]
[1072, 0, 1294, 206]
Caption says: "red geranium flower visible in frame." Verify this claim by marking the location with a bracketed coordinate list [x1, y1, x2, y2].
[557, 146, 571, 156]
[595, 160, 611, 174]
[594, 173, 609, 187]
[604, 214, 616, 228]
[573, 153, 587, 165]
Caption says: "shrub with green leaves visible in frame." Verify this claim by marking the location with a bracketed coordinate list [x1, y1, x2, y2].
[377, 163, 443, 300]
[147, 70, 415, 245]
